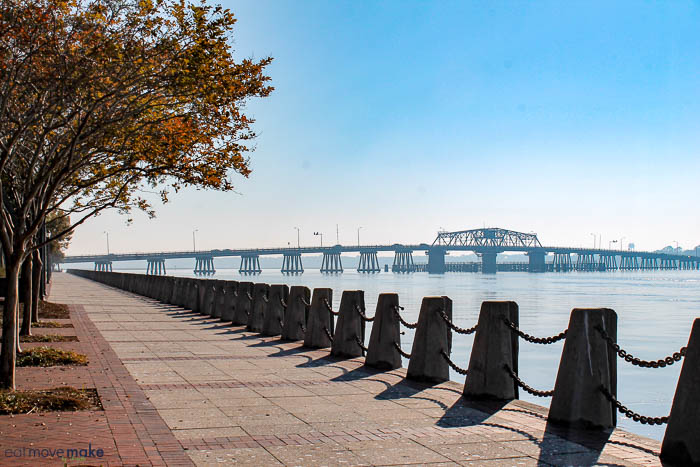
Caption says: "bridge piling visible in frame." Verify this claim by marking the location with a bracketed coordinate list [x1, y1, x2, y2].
[357, 250, 381, 273]
[527, 251, 546, 273]
[365, 293, 402, 370]
[406, 296, 453, 383]
[392, 250, 415, 272]
[320, 250, 343, 273]
[281, 252, 303, 274]
[548, 308, 617, 430]
[282, 286, 310, 341]
[303, 288, 334, 349]
[239, 254, 262, 274]
[481, 253, 498, 274]
[330, 290, 366, 358]
[463, 301, 519, 400]
[427, 248, 446, 274]
[661, 318, 700, 465]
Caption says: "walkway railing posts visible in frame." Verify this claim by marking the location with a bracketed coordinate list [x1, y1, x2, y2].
[262, 284, 289, 336]
[331, 290, 366, 358]
[366, 293, 402, 370]
[220, 281, 239, 321]
[463, 301, 519, 400]
[548, 308, 617, 429]
[407, 296, 453, 383]
[247, 283, 269, 332]
[660, 318, 700, 465]
[233, 282, 254, 325]
[304, 288, 334, 348]
[282, 286, 310, 341]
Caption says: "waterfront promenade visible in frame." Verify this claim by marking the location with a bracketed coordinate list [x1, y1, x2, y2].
[9, 273, 665, 465]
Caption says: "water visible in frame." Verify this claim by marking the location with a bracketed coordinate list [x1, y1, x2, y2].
[120, 267, 700, 441]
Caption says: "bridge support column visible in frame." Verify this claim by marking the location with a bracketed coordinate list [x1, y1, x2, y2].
[481, 253, 497, 274]
[239, 254, 261, 274]
[281, 252, 303, 274]
[146, 258, 166, 276]
[94, 260, 112, 272]
[358, 250, 380, 273]
[427, 248, 446, 274]
[320, 250, 343, 273]
[392, 250, 415, 272]
[527, 251, 546, 273]
[553, 253, 572, 272]
[194, 256, 215, 275]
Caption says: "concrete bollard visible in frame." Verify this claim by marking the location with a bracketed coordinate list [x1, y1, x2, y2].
[331, 290, 366, 358]
[548, 308, 617, 430]
[282, 286, 311, 341]
[366, 293, 402, 370]
[262, 284, 289, 336]
[210, 281, 226, 319]
[233, 281, 254, 325]
[463, 301, 519, 400]
[660, 318, 700, 465]
[247, 283, 269, 332]
[196, 279, 209, 313]
[220, 281, 239, 321]
[186, 279, 200, 312]
[304, 288, 334, 349]
[201, 281, 217, 316]
[406, 296, 453, 384]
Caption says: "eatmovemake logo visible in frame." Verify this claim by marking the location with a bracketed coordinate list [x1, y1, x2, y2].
[4, 443, 105, 463]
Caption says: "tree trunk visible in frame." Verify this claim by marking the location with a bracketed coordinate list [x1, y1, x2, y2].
[19, 257, 32, 336]
[0, 260, 22, 390]
[31, 250, 42, 323]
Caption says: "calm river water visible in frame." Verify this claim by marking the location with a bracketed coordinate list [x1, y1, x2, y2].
[115, 267, 699, 441]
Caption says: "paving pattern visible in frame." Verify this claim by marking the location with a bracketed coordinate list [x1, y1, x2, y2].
[50, 272, 664, 466]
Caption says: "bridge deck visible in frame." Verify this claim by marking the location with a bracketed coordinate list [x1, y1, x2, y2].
[50, 273, 662, 466]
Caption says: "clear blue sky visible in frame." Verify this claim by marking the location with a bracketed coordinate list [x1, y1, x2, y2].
[69, 0, 700, 255]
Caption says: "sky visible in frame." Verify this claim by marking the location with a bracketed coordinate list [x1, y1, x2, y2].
[68, 0, 700, 256]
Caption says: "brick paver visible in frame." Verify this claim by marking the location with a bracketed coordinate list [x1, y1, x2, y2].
[39, 273, 664, 466]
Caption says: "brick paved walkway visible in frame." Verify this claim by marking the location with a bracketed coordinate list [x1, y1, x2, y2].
[43, 272, 663, 466]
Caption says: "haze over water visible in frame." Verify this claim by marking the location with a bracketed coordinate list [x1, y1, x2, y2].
[106, 266, 699, 441]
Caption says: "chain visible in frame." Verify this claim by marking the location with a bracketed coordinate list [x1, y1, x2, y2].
[299, 322, 306, 333]
[393, 305, 417, 329]
[599, 386, 668, 425]
[440, 349, 468, 375]
[246, 292, 254, 301]
[354, 335, 368, 352]
[323, 326, 334, 342]
[261, 293, 269, 303]
[394, 341, 411, 359]
[596, 326, 686, 368]
[503, 364, 554, 397]
[278, 317, 284, 327]
[298, 295, 311, 307]
[280, 298, 287, 308]
[323, 298, 339, 316]
[438, 309, 477, 335]
[355, 304, 374, 322]
[503, 318, 567, 344]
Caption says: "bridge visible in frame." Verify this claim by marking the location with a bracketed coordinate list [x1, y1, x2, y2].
[61, 227, 700, 275]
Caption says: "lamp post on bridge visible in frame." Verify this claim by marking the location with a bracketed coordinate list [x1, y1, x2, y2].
[620, 237, 626, 251]
[192, 229, 198, 252]
[357, 226, 362, 247]
[673, 240, 679, 255]
[314, 232, 323, 247]
[590, 233, 595, 248]
[103, 231, 110, 255]
[294, 227, 300, 249]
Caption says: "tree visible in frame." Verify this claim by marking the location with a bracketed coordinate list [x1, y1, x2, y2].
[46, 210, 73, 263]
[0, 0, 273, 389]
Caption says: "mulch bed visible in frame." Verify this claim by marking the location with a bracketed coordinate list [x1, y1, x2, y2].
[0, 387, 101, 415]
[20, 334, 79, 343]
[34, 321, 74, 328]
[38, 301, 70, 319]
[17, 346, 88, 367]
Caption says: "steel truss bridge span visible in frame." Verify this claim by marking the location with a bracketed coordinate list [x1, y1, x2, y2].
[62, 227, 700, 275]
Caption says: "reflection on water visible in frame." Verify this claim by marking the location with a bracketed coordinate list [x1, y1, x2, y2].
[127, 267, 700, 441]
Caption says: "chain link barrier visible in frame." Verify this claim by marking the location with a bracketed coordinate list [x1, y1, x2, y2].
[354, 304, 374, 322]
[393, 305, 417, 329]
[440, 349, 468, 375]
[503, 318, 567, 344]
[599, 385, 668, 425]
[596, 326, 686, 368]
[323, 298, 340, 316]
[437, 309, 477, 335]
[323, 326, 334, 342]
[354, 335, 368, 352]
[394, 341, 411, 359]
[503, 364, 554, 397]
